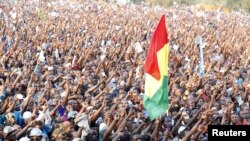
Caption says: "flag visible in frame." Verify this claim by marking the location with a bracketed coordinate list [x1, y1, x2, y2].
[143, 15, 169, 120]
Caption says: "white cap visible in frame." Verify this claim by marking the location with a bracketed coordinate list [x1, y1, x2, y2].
[29, 128, 43, 137]
[16, 94, 24, 100]
[3, 126, 15, 134]
[19, 136, 31, 141]
[23, 111, 32, 119]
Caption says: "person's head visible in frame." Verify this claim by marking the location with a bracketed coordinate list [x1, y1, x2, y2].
[3, 126, 17, 141]
[130, 134, 143, 141]
[29, 128, 43, 141]
[5, 112, 16, 126]
[67, 110, 78, 123]
[23, 111, 32, 124]
[170, 107, 179, 117]
[51, 128, 69, 141]
[66, 104, 73, 112]
[197, 99, 204, 108]
[243, 118, 250, 125]
[87, 128, 98, 141]
[231, 113, 239, 124]
[240, 104, 250, 120]
[214, 102, 220, 111]
[187, 100, 195, 110]
[62, 121, 74, 134]
[182, 112, 190, 124]
[225, 97, 233, 107]
[112, 97, 121, 104]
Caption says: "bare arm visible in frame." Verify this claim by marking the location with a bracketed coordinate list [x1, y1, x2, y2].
[16, 120, 35, 139]
[0, 98, 9, 114]
[170, 114, 184, 134]
[182, 118, 203, 141]
[50, 101, 61, 117]
[75, 127, 83, 138]
[152, 119, 160, 141]
[116, 108, 133, 133]
[10, 73, 22, 91]
[61, 82, 70, 107]
[86, 70, 116, 94]
[132, 122, 145, 134]
[5, 98, 18, 113]
[103, 115, 120, 141]
[91, 100, 106, 123]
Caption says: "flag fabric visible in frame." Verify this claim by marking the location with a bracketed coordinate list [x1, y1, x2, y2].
[143, 15, 169, 120]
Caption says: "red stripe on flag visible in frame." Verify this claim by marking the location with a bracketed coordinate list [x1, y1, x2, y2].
[145, 15, 168, 80]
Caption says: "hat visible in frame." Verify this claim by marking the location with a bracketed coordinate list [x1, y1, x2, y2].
[16, 94, 24, 100]
[3, 126, 16, 137]
[19, 136, 31, 141]
[67, 111, 78, 119]
[23, 111, 32, 119]
[178, 126, 186, 134]
[29, 128, 43, 137]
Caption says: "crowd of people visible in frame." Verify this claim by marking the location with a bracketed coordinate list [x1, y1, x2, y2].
[0, 0, 249, 141]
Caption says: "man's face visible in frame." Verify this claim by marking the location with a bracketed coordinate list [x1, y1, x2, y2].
[231, 113, 238, 123]
[197, 99, 204, 108]
[240, 106, 250, 119]
[24, 118, 32, 124]
[87, 130, 98, 141]
[225, 98, 232, 107]
[245, 119, 250, 125]
[6, 113, 16, 125]
[187, 101, 195, 109]
[65, 123, 74, 134]
[30, 136, 42, 141]
[214, 102, 220, 110]
[5, 132, 16, 141]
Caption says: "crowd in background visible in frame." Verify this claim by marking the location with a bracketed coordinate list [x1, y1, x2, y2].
[0, 0, 249, 141]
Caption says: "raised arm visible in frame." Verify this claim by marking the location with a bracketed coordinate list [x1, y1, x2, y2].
[103, 115, 120, 141]
[90, 100, 107, 123]
[21, 87, 35, 114]
[182, 118, 203, 141]
[152, 119, 161, 141]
